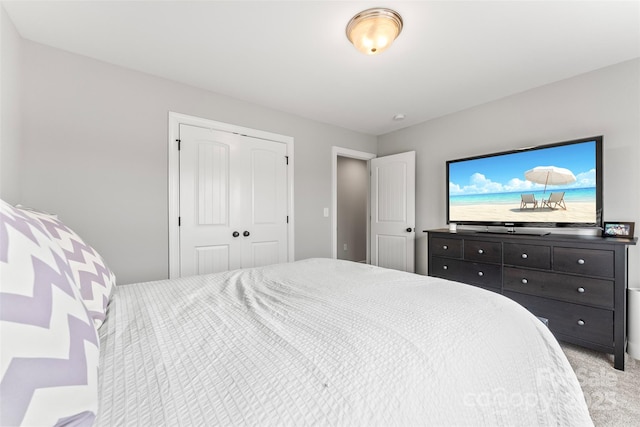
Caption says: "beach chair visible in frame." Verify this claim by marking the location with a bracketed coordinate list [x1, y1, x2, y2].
[520, 194, 538, 209]
[542, 192, 567, 210]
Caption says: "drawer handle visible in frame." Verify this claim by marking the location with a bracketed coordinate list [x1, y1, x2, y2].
[577, 259, 585, 265]
[521, 278, 528, 284]
[521, 253, 528, 259]
[443, 265, 448, 270]
[443, 245, 448, 250]
[477, 271, 484, 277]
[577, 287, 585, 293]
[478, 249, 484, 254]
[577, 319, 585, 326]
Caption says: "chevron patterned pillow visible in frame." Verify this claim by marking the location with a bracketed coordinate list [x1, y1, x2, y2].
[16, 206, 116, 329]
[0, 199, 99, 426]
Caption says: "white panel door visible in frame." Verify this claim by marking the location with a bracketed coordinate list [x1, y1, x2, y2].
[179, 125, 288, 276]
[240, 137, 288, 268]
[370, 151, 416, 272]
[179, 125, 241, 276]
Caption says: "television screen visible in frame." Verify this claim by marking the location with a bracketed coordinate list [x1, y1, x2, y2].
[446, 136, 603, 228]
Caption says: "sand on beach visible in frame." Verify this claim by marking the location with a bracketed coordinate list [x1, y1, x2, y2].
[449, 201, 597, 223]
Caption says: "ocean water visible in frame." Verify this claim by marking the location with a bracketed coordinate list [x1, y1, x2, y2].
[450, 187, 596, 206]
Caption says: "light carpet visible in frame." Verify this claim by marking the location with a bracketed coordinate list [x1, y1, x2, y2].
[560, 342, 640, 426]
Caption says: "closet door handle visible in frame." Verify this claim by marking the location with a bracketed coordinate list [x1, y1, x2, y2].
[232, 231, 240, 238]
[243, 231, 250, 237]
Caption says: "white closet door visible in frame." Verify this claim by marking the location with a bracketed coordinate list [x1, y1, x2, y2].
[240, 137, 288, 268]
[179, 124, 288, 276]
[370, 151, 416, 272]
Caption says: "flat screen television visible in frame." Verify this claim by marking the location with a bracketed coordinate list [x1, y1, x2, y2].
[446, 136, 603, 231]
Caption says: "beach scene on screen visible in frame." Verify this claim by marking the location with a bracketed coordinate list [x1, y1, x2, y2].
[448, 141, 597, 223]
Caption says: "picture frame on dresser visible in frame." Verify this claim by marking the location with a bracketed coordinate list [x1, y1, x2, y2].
[602, 221, 635, 238]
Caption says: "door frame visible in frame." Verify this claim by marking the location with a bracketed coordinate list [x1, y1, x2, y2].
[331, 146, 376, 261]
[168, 112, 295, 278]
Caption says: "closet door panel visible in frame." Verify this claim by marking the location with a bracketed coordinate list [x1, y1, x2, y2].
[179, 125, 288, 276]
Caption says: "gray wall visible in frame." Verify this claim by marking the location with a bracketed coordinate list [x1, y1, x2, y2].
[3, 8, 638, 287]
[7, 34, 376, 284]
[337, 156, 367, 262]
[0, 6, 22, 204]
[378, 59, 640, 287]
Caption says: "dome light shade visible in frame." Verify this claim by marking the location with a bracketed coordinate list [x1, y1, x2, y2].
[346, 8, 403, 55]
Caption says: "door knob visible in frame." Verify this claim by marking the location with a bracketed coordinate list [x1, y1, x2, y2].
[406, 227, 413, 232]
[243, 231, 250, 237]
[232, 231, 240, 238]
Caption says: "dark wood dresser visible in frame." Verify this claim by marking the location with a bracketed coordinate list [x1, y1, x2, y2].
[427, 229, 637, 370]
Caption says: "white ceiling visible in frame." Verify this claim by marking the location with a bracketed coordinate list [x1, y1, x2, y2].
[4, 0, 640, 135]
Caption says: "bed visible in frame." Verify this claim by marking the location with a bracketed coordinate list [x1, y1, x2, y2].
[0, 200, 593, 426]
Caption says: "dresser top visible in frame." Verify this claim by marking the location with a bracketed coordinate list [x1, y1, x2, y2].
[426, 228, 637, 247]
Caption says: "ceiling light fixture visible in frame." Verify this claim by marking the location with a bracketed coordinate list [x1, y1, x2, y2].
[346, 8, 403, 55]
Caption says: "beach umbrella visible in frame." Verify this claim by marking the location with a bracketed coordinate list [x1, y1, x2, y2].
[524, 166, 576, 193]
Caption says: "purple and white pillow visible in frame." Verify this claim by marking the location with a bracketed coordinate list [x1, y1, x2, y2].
[0, 199, 99, 426]
[16, 206, 116, 329]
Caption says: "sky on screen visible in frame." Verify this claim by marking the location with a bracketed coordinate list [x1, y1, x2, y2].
[449, 141, 597, 196]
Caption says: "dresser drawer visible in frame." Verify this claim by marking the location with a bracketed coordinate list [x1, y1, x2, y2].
[459, 262, 502, 289]
[505, 291, 613, 347]
[430, 256, 461, 281]
[464, 240, 502, 263]
[430, 257, 501, 290]
[503, 267, 614, 309]
[554, 247, 614, 278]
[430, 237, 462, 259]
[504, 243, 551, 269]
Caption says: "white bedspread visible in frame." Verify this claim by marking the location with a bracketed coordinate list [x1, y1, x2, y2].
[97, 258, 592, 426]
